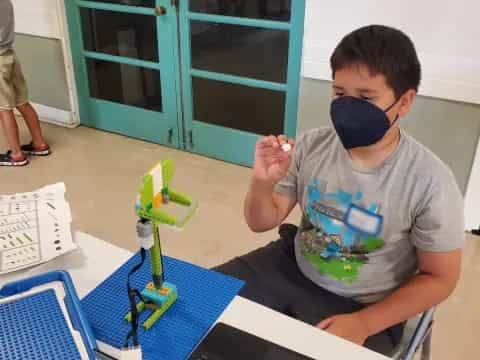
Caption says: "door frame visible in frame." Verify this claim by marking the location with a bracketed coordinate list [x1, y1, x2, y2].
[56, 0, 81, 127]
[62, 0, 183, 147]
[178, 0, 306, 166]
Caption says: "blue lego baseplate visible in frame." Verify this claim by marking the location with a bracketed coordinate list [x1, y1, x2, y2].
[81, 253, 244, 360]
[0, 289, 82, 360]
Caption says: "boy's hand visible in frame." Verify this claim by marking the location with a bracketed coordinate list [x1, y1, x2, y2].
[253, 135, 295, 185]
[316, 313, 371, 346]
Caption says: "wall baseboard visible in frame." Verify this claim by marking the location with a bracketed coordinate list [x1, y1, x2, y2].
[14, 103, 78, 128]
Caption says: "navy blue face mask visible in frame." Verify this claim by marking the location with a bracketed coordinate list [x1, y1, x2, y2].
[330, 96, 399, 149]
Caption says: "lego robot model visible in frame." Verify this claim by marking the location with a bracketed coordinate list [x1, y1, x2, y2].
[125, 160, 197, 330]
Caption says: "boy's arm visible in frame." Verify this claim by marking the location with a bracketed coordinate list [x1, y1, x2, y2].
[244, 180, 296, 232]
[318, 249, 462, 345]
[358, 248, 461, 334]
[244, 135, 297, 232]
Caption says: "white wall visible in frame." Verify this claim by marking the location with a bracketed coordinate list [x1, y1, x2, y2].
[12, 0, 79, 126]
[465, 140, 480, 230]
[302, 0, 480, 105]
[13, 0, 61, 39]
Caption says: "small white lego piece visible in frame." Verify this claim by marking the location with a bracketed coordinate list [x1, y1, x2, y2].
[281, 143, 292, 152]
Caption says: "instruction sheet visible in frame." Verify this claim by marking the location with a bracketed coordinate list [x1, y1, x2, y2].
[0, 183, 76, 274]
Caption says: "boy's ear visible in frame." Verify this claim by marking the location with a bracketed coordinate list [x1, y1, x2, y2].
[397, 89, 416, 117]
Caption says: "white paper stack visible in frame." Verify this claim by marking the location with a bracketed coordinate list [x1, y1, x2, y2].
[0, 183, 76, 274]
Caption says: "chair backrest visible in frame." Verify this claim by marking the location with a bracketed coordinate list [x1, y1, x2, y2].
[391, 308, 435, 360]
[390, 315, 422, 359]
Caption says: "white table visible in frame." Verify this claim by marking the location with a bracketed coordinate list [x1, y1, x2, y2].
[0, 232, 389, 360]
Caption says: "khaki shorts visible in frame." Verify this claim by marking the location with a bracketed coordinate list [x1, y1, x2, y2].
[0, 49, 28, 110]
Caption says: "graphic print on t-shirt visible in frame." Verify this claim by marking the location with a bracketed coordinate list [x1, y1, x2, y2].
[300, 178, 385, 283]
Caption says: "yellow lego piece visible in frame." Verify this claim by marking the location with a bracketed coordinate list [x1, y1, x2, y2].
[159, 287, 170, 295]
[146, 282, 155, 290]
[146, 282, 171, 295]
[153, 193, 163, 208]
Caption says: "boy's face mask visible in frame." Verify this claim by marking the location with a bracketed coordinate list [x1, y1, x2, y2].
[330, 96, 400, 149]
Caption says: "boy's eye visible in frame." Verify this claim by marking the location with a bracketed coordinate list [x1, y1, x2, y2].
[360, 96, 372, 101]
[335, 92, 344, 97]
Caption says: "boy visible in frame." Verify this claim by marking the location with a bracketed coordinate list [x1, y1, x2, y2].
[216, 25, 464, 355]
[0, 0, 50, 166]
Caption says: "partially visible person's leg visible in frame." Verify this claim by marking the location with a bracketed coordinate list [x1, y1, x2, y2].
[0, 109, 21, 155]
[0, 109, 28, 165]
[16, 103, 49, 151]
[214, 239, 294, 313]
[0, 51, 28, 166]
[12, 52, 49, 155]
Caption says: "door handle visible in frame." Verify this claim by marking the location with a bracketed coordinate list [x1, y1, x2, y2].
[167, 128, 173, 144]
[155, 6, 167, 16]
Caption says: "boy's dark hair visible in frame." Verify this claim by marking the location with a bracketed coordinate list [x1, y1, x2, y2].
[330, 25, 421, 98]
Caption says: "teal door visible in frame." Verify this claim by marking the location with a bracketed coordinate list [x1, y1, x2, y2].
[64, 0, 305, 166]
[179, 0, 305, 166]
[64, 0, 182, 147]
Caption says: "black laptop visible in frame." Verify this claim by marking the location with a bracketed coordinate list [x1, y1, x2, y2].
[188, 323, 314, 360]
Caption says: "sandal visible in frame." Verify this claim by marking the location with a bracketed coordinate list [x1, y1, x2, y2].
[20, 142, 51, 156]
[0, 151, 29, 166]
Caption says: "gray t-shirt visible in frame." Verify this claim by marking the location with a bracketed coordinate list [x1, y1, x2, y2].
[0, 0, 14, 55]
[276, 127, 464, 304]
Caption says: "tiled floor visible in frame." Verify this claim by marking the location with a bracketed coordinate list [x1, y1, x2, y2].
[1, 121, 478, 359]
